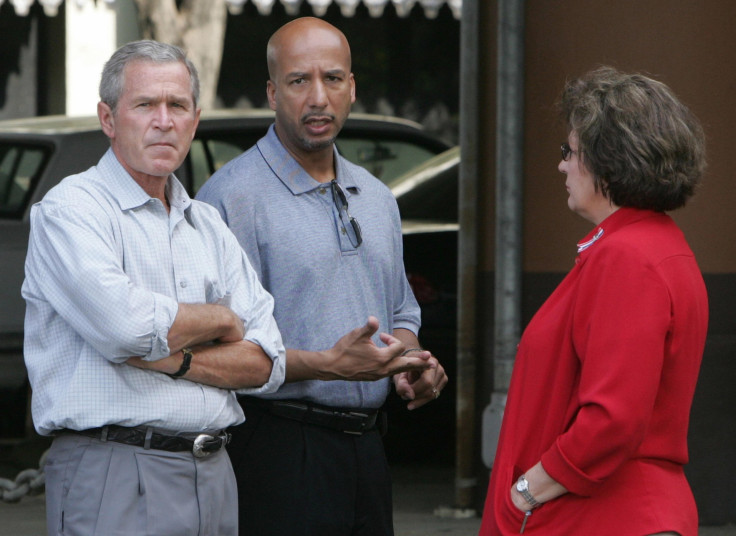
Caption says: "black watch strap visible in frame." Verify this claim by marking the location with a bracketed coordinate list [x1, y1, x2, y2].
[168, 347, 193, 379]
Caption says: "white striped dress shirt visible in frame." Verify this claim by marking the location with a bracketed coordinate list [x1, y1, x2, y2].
[23, 149, 285, 436]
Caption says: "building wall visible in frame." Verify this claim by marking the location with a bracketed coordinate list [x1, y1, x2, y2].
[521, 0, 736, 275]
[476, 0, 736, 523]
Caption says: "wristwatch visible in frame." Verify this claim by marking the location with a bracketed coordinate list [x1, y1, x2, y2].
[168, 347, 193, 379]
[516, 475, 540, 509]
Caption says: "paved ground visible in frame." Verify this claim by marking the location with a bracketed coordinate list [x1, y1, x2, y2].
[1, 465, 482, 536]
[1, 463, 735, 536]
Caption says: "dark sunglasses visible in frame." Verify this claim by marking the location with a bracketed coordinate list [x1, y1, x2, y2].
[331, 180, 363, 248]
[561, 142, 576, 161]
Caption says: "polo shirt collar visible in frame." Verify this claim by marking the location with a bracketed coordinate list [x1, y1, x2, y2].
[257, 124, 359, 195]
[576, 206, 658, 258]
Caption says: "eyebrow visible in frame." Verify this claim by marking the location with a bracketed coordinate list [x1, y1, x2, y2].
[130, 93, 192, 104]
[285, 68, 347, 79]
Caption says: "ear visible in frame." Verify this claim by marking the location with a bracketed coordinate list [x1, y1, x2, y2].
[266, 80, 277, 112]
[349, 73, 356, 104]
[98, 101, 115, 139]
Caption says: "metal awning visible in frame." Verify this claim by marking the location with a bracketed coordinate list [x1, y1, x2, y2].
[5, 0, 461, 19]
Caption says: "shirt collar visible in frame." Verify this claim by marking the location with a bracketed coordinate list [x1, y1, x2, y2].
[98, 148, 193, 219]
[256, 124, 359, 195]
[576, 206, 658, 257]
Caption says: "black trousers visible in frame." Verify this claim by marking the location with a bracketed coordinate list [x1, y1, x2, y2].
[227, 400, 394, 536]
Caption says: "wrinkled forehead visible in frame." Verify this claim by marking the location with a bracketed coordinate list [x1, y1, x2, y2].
[122, 60, 190, 87]
[271, 26, 351, 76]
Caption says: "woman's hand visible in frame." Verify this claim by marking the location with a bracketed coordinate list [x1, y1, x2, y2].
[510, 462, 568, 511]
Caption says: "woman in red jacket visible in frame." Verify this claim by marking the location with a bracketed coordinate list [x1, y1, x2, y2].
[479, 66, 708, 535]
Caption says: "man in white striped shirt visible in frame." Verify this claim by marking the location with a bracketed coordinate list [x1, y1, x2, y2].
[21, 41, 287, 536]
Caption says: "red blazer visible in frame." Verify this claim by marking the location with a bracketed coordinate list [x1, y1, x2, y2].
[479, 207, 708, 535]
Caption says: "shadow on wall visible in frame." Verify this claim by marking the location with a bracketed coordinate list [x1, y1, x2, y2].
[473, 272, 736, 525]
[517, 273, 736, 525]
[686, 276, 736, 525]
[687, 333, 736, 524]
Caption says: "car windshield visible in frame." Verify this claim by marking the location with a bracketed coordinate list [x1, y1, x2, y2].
[389, 146, 459, 223]
[0, 112, 450, 221]
[336, 138, 438, 183]
[187, 134, 441, 192]
[0, 143, 48, 218]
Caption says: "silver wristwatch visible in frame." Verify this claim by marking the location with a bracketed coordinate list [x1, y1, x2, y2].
[516, 475, 540, 508]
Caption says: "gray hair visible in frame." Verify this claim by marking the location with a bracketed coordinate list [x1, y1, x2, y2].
[99, 40, 200, 113]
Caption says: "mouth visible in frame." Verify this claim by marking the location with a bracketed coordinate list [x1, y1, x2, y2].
[149, 141, 176, 150]
[302, 114, 335, 134]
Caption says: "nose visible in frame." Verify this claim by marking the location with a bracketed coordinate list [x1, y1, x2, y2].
[558, 159, 566, 174]
[307, 80, 328, 108]
[152, 104, 173, 130]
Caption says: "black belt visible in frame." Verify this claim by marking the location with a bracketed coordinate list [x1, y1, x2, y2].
[242, 397, 383, 435]
[61, 425, 231, 458]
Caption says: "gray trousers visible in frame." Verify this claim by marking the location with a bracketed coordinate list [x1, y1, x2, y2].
[44, 433, 238, 536]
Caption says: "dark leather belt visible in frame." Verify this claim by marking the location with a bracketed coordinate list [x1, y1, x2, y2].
[61, 425, 231, 458]
[242, 397, 382, 435]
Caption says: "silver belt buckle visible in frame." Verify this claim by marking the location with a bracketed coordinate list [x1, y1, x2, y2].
[192, 433, 215, 458]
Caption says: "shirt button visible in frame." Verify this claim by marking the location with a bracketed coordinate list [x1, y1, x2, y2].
[180, 281, 187, 288]
[341, 227, 347, 235]
[319, 188, 327, 194]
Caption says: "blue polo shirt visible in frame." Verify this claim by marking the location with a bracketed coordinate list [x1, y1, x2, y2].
[197, 125, 421, 408]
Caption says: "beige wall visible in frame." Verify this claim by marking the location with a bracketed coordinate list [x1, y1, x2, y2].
[479, 0, 736, 273]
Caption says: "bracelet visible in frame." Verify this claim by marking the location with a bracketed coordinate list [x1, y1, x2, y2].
[400, 347, 424, 356]
[168, 347, 193, 379]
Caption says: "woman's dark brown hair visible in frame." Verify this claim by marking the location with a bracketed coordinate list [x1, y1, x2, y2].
[560, 66, 706, 211]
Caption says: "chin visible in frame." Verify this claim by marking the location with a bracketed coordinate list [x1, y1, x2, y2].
[151, 156, 182, 172]
[301, 136, 336, 152]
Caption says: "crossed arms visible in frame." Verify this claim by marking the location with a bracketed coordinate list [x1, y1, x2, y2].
[129, 304, 447, 409]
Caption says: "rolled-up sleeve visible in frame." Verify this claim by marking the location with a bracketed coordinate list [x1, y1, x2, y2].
[540, 244, 671, 496]
[389, 201, 421, 335]
[218, 225, 286, 395]
[26, 200, 179, 362]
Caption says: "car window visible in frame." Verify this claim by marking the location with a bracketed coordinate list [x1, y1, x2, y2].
[389, 147, 459, 223]
[335, 139, 438, 183]
[188, 135, 263, 194]
[188, 140, 211, 193]
[0, 144, 48, 218]
[189, 135, 442, 192]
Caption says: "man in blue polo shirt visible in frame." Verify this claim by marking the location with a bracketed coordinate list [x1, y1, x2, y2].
[196, 16, 448, 536]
